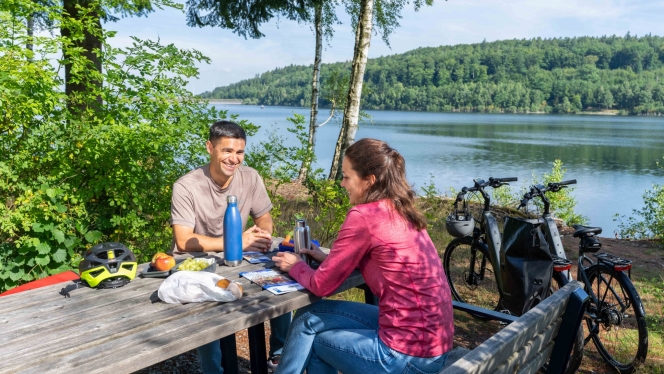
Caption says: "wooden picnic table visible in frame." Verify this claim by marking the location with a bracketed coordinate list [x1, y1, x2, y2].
[0, 238, 366, 374]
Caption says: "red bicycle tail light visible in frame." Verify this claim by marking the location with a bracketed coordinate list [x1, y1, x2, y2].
[553, 263, 572, 272]
[614, 264, 632, 272]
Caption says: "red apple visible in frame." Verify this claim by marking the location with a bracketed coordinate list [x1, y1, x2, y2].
[153, 254, 176, 271]
[151, 252, 169, 266]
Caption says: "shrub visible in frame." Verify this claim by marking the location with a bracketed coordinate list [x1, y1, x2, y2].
[615, 157, 664, 241]
[0, 1, 220, 291]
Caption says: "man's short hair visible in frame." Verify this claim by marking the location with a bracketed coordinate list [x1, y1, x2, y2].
[209, 121, 247, 143]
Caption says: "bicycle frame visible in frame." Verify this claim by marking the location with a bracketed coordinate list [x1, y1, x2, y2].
[465, 178, 509, 295]
[521, 183, 572, 280]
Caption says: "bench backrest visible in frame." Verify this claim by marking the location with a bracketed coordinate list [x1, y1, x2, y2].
[441, 281, 588, 374]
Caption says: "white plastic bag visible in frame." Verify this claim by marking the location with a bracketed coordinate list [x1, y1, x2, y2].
[157, 271, 237, 304]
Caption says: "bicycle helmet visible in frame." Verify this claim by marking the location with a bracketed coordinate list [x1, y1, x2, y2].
[79, 242, 137, 288]
[445, 200, 475, 238]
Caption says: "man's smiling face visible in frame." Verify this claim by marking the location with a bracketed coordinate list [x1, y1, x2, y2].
[206, 137, 246, 187]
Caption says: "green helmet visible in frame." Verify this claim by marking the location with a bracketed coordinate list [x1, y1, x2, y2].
[79, 242, 137, 288]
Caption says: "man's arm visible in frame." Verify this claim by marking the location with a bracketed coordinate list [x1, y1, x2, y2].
[253, 211, 273, 234]
[173, 224, 224, 252]
[173, 213, 273, 253]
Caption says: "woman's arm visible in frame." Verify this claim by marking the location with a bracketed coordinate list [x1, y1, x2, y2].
[289, 209, 373, 297]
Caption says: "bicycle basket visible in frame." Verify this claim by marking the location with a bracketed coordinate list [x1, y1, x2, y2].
[445, 199, 475, 238]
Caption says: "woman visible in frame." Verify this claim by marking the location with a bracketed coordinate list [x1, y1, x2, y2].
[273, 138, 453, 374]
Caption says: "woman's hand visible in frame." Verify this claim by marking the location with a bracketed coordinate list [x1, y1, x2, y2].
[273, 252, 302, 272]
[299, 243, 328, 263]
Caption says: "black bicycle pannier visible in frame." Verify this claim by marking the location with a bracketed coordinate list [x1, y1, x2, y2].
[499, 217, 553, 316]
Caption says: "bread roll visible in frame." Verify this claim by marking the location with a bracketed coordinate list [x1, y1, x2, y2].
[216, 279, 230, 289]
[226, 282, 243, 299]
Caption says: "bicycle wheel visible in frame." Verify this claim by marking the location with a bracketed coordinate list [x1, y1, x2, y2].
[443, 237, 500, 311]
[546, 271, 584, 374]
[585, 264, 648, 373]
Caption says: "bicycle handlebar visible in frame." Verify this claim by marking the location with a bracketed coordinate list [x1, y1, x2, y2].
[455, 177, 518, 210]
[495, 177, 518, 183]
[519, 179, 578, 213]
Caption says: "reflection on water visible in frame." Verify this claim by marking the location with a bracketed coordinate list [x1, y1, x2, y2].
[212, 105, 664, 237]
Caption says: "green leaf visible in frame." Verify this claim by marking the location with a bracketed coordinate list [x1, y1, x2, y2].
[52, 249, 67, 263]
[9, 268, 25, 281]
[76, 222, 87, 236]
[56, 204, 68, 213]
[32, 222, 44, 233]
[84, 230, 103, 243]
[36, 242, 51, 254]
[46, 188, 56, 198]
[51, 229, 65, 244]
[64, 237, 78, 250]
[35, 255, 50, 266]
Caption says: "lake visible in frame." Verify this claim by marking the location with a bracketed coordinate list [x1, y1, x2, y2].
[212, 104, 664, 237]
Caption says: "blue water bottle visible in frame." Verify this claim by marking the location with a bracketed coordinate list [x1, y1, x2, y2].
[223, 195, 243, 266]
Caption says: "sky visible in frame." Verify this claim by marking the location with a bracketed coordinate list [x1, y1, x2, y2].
[107, 0, 664, 95]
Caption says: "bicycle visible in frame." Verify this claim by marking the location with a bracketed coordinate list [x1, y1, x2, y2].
[518, 181, 648, 374]
[443, 177, 583, 374]
[443, 177, 516, 311]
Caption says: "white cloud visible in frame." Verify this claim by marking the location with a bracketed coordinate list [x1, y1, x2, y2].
[107, 0, 664, 92]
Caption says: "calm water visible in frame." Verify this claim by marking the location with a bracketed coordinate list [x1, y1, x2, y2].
[212, 104, 664, 237]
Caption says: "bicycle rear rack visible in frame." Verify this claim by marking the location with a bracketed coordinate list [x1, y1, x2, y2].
[594, 253, 632, 277]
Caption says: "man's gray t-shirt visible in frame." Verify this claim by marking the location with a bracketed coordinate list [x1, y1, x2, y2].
[170, 164, 272, 254]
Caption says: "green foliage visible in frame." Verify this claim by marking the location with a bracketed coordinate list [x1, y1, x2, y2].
[615, 157, 664, 241]
[419, 174, 446, 225]
[491, 183, 518, 208]
[540, 160, 587, 225]
[204, 35, 664, 114]
[304, 177, 351, 245]
[244, 112, 350, 245]
[0, 1, 218, 291]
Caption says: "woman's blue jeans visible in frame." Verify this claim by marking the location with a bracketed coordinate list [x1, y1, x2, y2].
[197, 312, 292, 374]
[274, 300, 448, 374]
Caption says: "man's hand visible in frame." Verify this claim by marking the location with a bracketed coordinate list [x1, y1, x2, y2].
[273, 251, 303, 272]
[298, 243, 327, 263]
[242, 225, 273, 253]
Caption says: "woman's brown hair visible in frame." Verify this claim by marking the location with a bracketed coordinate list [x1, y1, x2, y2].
[344, 138, 427, 230]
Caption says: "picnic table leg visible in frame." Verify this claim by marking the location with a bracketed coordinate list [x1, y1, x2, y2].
[220, 334, 239, 374]
[248, 323, 269, 374]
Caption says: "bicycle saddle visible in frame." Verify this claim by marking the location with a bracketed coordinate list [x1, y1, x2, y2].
[572, 225, 602, 237]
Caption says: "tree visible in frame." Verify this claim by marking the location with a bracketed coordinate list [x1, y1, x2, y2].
[297, 1, 339, 181]
[185, 0, 311, 39]
[598, 86, 614, 109]
[59, 0, 155, 114]
[1, 1, 220, 291]
[328, 0, 435, 180]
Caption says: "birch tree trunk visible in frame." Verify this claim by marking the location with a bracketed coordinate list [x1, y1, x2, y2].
[297, 2, 323, 181]
[328, 0, 374, 180]
[26, 15, 34, 52]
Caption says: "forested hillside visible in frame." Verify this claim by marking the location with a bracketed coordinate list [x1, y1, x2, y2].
[203, 35, 664, 114]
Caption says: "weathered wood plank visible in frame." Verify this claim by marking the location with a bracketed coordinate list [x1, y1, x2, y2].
[0, 241, 356, 374]
[514, 342, 555, 374]
[491, 318, 560, 373]
[0, 269, 363, 373]
[440, 281, 581, 374]
[8, 277, 359, 374]
[0, 256, 278, 330]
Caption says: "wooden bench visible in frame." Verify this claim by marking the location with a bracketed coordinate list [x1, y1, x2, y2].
[440, 281, 588, 374]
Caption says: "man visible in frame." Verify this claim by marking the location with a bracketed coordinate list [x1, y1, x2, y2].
[170, 120, 290, 373]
